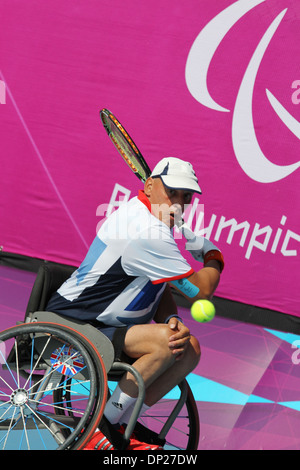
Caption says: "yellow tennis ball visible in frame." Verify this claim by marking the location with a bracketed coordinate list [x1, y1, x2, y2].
[191, 300, 215, 322]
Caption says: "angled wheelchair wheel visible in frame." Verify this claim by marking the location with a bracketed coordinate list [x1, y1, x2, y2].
[108, 378, 199, 450]
[137, 380, 200, 450]
[0, 323, 107, 450]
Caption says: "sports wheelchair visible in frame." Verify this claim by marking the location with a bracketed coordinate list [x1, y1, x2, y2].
[0, 263, 200, 450]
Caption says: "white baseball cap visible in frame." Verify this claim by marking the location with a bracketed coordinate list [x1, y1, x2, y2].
[151, 157, 201, 194]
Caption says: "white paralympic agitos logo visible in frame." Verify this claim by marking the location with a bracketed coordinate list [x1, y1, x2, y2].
[185, 0, 300, 183]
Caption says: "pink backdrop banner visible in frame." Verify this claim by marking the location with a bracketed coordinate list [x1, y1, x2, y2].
[0, 0, 299, 317]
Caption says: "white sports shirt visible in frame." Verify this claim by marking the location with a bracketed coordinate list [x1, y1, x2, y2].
[47, 191, 193, 327]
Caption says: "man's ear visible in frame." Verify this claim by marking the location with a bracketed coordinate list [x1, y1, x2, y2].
[144, 177, 153, 197]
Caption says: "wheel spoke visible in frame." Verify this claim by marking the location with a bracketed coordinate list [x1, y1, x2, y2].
[19, 407, 30, 450]
[14, 339, 20, 389]
[30, 397, 86, 416]
[24, 403, 66, 444]
[0, 402, 13, 422]
[23, 335, 52, 390]
[0, 348, 18, 390]
[1, 406, 17, 450]
[31, 415, 47, 450]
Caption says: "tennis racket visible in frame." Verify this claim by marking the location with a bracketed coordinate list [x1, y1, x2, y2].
[100, 108, 151, 183]
[99, 108, 195, 239]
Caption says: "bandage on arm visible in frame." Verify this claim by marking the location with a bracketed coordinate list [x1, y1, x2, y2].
[170, 264, 221, 302]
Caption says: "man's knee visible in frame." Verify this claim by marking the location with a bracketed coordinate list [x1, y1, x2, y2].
[156, 325, 201, 370]
[155, 324, 176, 356]
[191, 335, 201, 364]
[124, 323, 175, 360]
[184, 335, 201, 372]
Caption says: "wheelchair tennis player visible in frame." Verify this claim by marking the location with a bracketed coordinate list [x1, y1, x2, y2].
[47, 157, 224, 450]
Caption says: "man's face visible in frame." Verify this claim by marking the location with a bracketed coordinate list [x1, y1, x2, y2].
[145, 177, 193, 228]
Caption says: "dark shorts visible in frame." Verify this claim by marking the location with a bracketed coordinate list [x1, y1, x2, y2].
[96, 323, 134, 363]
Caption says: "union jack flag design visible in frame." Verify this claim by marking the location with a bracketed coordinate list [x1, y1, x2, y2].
[50, 345, 85, 376]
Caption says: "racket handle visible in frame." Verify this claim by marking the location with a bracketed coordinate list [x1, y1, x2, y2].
[177, 221, 196, 240]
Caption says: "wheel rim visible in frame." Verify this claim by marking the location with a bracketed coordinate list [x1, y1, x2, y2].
[0, 324, 98, 450]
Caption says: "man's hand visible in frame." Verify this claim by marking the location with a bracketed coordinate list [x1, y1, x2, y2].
[182, 229, 225, 272]
[167, 317, 191, 361]
[184, 234, 219, 262]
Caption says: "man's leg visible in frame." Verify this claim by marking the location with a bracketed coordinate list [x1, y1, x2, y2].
[142, 334, 200, 406]
[104, 323, 175, 423]
[104, 323, 200, 424]
[98, 322, 200, 450]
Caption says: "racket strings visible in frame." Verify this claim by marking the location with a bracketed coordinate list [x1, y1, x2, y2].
[110, 132, 140, 174]
[109, 114, 139, 155]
